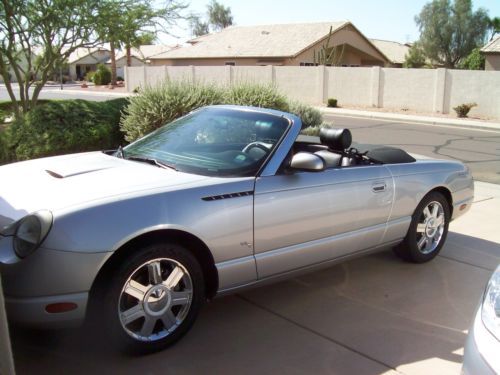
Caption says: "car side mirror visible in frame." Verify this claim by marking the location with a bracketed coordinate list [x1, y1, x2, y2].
[289, 152, 325, 172]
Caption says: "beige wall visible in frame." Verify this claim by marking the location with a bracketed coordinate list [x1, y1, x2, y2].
[485, 54, 500, 71]
[126, 65, 500, 119]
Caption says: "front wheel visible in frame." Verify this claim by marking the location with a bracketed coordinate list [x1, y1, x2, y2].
[394, 192, 450, 263]
[101, 242, 205, 353]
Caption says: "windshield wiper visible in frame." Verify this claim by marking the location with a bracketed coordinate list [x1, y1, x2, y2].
[126, 156, 178, 171]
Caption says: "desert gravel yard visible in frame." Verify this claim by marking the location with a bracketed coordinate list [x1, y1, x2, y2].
[8, 181, 500, 375]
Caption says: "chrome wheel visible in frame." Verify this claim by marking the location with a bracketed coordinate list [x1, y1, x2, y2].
[118, 258, 193, 342]
[415, 201, 445, 254]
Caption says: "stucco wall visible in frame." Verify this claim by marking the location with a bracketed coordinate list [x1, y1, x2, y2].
[485, 54, 500, 71]
[126, 65, 500, 119]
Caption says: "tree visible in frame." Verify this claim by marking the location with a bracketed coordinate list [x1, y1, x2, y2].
[415, 0, 490, 68]
[489, 16, 500, 40]
[190, 0, 232, 37]
[403, 43, 428, 68]
[96, 0, 188, 85]
[459, 48, 485, 70]
[0, 0, 99, 117]
[190, 17, 209, 37]
[207, 0, 233, 31]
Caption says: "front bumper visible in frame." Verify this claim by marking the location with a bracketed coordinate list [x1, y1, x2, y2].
[462, 305, 499, 374]
[0, 236, 112, 328]
[5, 292, 88, 328]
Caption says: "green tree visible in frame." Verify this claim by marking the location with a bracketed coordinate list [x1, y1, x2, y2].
[415, 0, 490, 68]
[207, 0, 233, 31]
[189, 0, 233, 37]
[0, 0, 99, 117]
[489, 16, 500, 40]
[190, 16, 209, 37]
[97, 0, 187, 85]
[459, 48, 485, 70]
[313, 26, 345, 66]
[403, 43, 428, 68]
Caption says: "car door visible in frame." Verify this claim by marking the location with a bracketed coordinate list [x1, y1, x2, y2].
[253, 164, 394, 278]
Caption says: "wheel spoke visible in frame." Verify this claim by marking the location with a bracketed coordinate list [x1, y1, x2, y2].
[161, 310, 177, 330]
[435, 214, 445, 227]
[171, 290, 191, 306]
[163, 266, 184, 290]
[140, 316, 157, 337]
[423, 206, 432, 219]
[121, 304, 145, 325]
[416, 223, 426, 233]
[124, 280, 149, 301]
[417, 235, 427, 250]
[431, 203, 439, 219]
[148, 261, 163, 285]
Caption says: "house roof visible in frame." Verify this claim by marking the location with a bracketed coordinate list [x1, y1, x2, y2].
[67, 47, 110, 64]
[481, 36, 500, 54]
[370, 39, 410, 64]
[151, 21, 353, 59]
[104, 45, 178, 64]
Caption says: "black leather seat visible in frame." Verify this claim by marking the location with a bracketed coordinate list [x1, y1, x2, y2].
[315, 128, 357, 167]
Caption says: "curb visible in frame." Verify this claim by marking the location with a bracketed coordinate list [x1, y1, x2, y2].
[318, 107, 500, 131]
[42, 88, 130, 97]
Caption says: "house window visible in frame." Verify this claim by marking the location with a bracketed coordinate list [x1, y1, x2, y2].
[300, 62, 317, 66]
[225, 62, 235, 66]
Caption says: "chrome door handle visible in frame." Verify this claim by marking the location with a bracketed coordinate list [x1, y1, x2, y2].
[372, 182, 386, 192]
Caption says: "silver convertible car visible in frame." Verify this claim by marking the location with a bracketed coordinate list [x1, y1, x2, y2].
[0, 105, 473, 352]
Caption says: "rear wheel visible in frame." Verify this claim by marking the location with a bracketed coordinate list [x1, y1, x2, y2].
[394, 192, 450, 263]
[100, 242, 205, 353]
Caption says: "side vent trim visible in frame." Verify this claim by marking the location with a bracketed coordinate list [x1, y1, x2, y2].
[202, 191, 254, 201]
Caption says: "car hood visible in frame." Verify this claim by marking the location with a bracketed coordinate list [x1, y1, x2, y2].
[0, 152, 210, 226]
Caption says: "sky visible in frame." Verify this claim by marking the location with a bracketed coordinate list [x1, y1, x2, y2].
[159, 0, 500, 45]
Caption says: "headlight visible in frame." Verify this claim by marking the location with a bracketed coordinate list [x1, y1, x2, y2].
[11, 211, 53, 258]
[481, 265, 500, 341]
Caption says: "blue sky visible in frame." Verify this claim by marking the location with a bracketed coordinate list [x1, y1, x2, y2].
[160, 0, 500, 44]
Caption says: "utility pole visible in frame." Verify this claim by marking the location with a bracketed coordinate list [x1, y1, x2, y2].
[0, 276, 15, 375]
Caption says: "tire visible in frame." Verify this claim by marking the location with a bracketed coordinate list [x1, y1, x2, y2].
[99, 242, 205, 353]
[393, 192, 450, 263]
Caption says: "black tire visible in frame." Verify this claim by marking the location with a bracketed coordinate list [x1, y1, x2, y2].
[99, 242, 205, 353]
[393, 192, 450, 263]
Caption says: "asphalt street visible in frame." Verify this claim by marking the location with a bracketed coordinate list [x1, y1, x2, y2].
[325, 114, 500, 185]
[0, 84, 121, 102]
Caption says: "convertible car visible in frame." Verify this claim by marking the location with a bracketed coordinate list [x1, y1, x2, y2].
[0, 105, 473, 352]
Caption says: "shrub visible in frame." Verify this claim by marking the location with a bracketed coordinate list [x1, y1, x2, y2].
[93, 64, 111, 85]
[300, 123, 336, 136]
[85, 71, 95, 83]
[327, 98, 338, 108]
[116, 76, 124, 82]
[6, 98, 128, 161]
[120, 81, 225, 141]
[453, 102, 477, 118]
[224, 83, 289, 112]
[288, 101, 323, 129]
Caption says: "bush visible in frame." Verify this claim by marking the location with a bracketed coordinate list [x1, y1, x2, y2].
[453, 102, 477, 118]
[224, 83, 289, 112]
[85, 71, 95, 83]
[93, 64, 111, 85]
[300, 123, 336, 136]
[327, 98, 338, 108]
[288, 101, 323, 128]
[120, 81, 225, 142]
[5, 98, 128, 161]
[116, 76, 124, 82]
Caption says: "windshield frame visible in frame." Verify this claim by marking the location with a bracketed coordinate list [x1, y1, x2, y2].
[122, 106, 292, 178]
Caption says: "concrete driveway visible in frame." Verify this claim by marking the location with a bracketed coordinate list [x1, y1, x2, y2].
[8, 182, 500, 375]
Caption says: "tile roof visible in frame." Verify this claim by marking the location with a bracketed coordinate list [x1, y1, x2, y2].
[481, 36, 500, 53]
[151, 21, 350, 59]
[369, 39, 410, 64]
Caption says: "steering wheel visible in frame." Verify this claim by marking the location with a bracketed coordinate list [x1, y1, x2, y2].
[242, 141, 271, 154]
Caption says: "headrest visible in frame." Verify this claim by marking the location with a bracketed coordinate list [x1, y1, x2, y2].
[319, 128, 352, 151]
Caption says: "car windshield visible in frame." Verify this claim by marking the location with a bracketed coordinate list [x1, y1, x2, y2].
[123, 107, 290, 177]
